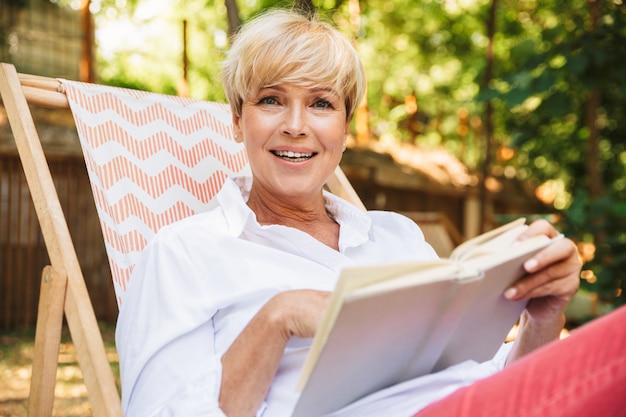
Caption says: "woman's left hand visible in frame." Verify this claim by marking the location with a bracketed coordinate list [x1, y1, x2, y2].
[504, 219, 582, 364]
[505, 219, 581, 322]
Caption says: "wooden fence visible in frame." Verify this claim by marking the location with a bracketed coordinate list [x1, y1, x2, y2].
[0, 152, 118, 329]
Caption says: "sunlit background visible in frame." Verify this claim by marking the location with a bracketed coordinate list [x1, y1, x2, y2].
[2, 0, 625, 328]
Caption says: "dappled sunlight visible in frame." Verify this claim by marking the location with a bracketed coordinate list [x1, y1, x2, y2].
[535, 179, 570, 210]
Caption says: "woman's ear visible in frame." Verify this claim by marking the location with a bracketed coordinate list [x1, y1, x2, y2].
[232, 115, 243, 143]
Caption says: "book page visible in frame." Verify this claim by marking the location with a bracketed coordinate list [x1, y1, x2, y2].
[348, 262, 463, 297]
[449, 217, 527, 260]
[461, 233, 556, 270]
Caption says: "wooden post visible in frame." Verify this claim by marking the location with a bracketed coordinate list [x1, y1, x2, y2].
[80, 0, 95, 83]
[28, 266, 67, 417]
[464, 193, 481, 239]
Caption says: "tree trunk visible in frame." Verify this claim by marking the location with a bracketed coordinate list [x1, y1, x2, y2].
[224, 0, 241, 38]
[349, 0, 370, 146]
[80, 0, 95, 82]
[479, 0, 497, 233]
[585, 89, 602, 200]
[586, 0, 604, 251]
[586, 0, 603, 201]
[178, 20, 189, 97]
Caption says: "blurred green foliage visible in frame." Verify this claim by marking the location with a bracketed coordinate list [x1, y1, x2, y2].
[479, 0, 626, 308]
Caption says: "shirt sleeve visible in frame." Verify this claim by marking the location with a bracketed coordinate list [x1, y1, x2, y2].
[125, 332, 227, 417]
[367, 211, 440, 262]
[116, 227, 226, 417]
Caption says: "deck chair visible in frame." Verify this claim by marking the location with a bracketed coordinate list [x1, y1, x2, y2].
[0, 62, 365, 417]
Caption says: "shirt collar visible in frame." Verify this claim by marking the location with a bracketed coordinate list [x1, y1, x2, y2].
[323, 187, 372, 251]
[215, 176, 373, 250]
[215, 176, 254, 236]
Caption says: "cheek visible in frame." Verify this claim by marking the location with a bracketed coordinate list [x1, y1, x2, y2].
[321, 137, 344, 154]
[238, 116, 264, 146]
[320, 119, 349, 149]
[242, 112, 275, 136]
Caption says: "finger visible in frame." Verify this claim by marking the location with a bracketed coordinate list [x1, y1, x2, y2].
[522, 237, 579, 275]
[512, 272, 580, 302]
[505, 255, 581, 300]
[516, 219, 560, 241]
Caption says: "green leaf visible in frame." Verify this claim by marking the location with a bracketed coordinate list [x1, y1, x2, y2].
[510, 39, 537, 62]
[611, 202, 626, 217]
[510, 130, 532, 148]
[531, 71, 557, 94]
[538, 91, 571, 117]
[565, 53, 588, 75]
[476, 87, 501, 102]
[512, 71, 533, 89]
[504, 88, 530, 108]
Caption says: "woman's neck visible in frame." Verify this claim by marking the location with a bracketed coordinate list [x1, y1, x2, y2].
[246, 188, 340, 250]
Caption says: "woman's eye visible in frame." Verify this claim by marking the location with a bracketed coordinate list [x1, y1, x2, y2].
[313, 99, 334, 109]
[259, 96, 279, 105]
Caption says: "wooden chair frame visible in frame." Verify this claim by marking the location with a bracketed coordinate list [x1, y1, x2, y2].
[0, 62, 365, 417]
[0, 63, 123, 417]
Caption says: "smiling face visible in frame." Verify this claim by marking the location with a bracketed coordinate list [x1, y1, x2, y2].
[233, 83, 349, 205]
[222, 10, 366, 214]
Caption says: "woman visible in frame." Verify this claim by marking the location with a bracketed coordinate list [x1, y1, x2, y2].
[116, 9, 624, 417]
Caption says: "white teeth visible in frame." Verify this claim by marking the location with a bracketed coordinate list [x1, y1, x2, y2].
[273, 150, 314, 160]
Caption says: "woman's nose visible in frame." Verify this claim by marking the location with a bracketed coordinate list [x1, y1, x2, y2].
[281, 105, 308, 137]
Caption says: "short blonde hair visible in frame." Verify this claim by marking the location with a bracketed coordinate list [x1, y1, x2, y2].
[222, 10, 366, 121]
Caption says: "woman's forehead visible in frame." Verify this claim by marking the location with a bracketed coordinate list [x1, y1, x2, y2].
[259, 82, 338, 93]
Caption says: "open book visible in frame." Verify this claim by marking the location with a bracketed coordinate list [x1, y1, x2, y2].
[291, 218, 562, 417]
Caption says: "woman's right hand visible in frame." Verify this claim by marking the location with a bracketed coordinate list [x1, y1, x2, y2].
[264, 289, 331, 341]
[219, 289, 331, 417]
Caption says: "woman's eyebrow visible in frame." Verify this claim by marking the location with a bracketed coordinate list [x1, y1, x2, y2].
[258, 85, 282, 93]
[312, 88, 340, 98]
[254, 85, 341, 102]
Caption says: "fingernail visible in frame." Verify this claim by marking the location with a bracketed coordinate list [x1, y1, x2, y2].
[504, 287, 517, 299]
[524, 258, 538, 272]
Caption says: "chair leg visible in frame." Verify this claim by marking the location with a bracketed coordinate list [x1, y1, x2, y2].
[28, 266, 67, 417]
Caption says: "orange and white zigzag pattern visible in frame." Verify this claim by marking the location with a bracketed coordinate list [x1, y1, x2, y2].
[62, 81, 250, 307]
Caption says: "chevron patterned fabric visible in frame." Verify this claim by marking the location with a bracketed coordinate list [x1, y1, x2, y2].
[62, 80, 251, 307]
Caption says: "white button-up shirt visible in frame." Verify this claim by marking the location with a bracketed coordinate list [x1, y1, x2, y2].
[116, 176, 510, 417]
